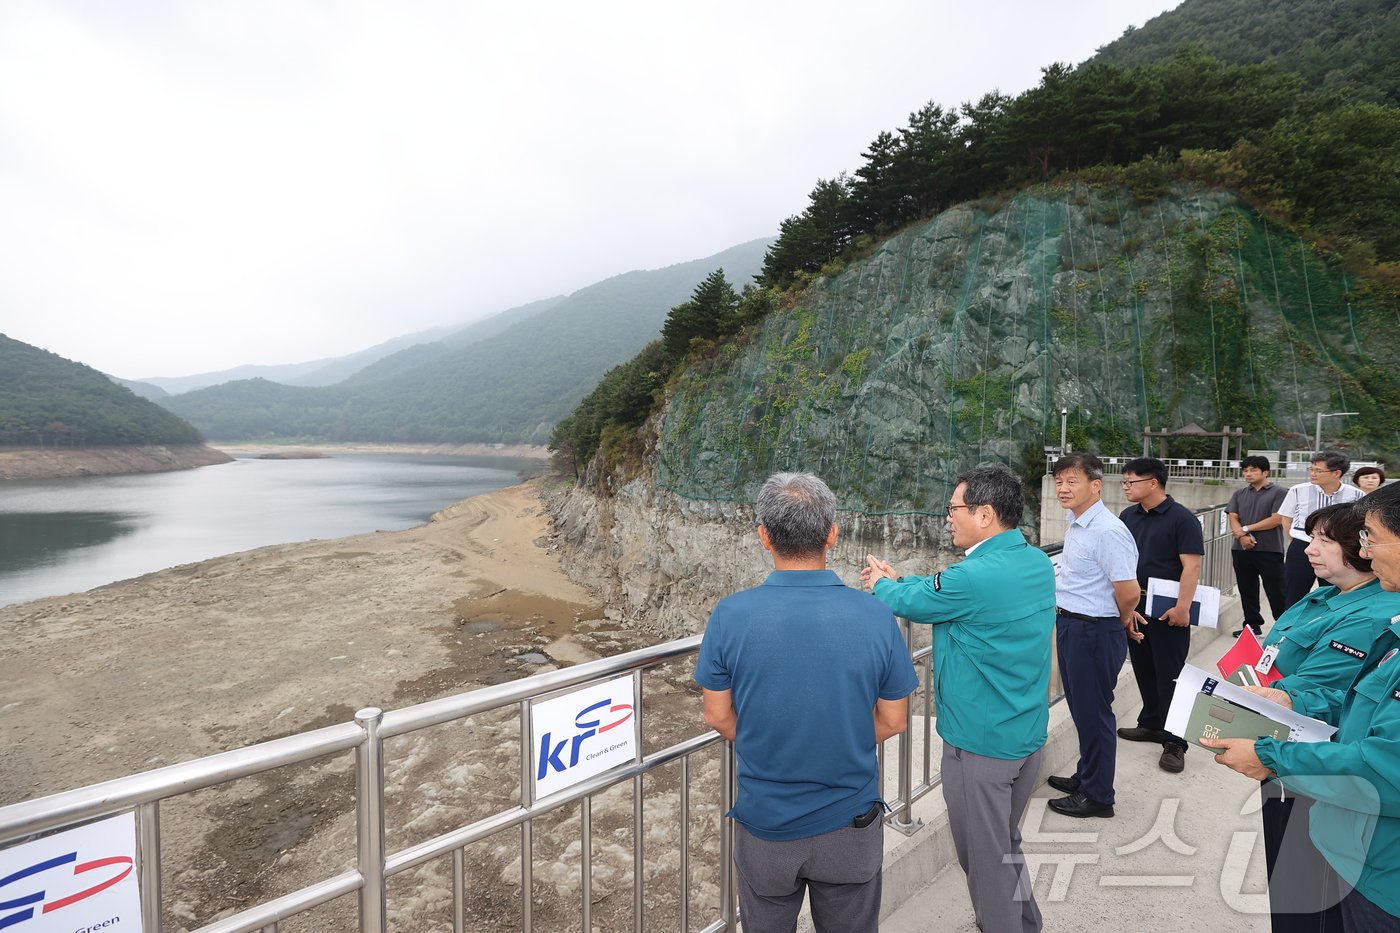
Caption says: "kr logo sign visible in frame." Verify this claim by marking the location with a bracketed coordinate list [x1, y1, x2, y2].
[531, 676, 638, 801]
[0, 814, 141, 932]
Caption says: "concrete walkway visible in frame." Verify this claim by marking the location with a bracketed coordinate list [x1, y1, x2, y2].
[880, 615, 1274, 933]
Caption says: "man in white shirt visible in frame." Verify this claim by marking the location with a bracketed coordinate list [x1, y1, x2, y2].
[1275, 450, 1364, 609]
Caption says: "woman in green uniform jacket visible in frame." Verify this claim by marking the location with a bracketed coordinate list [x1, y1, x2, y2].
[1223, 503, 1400, 931]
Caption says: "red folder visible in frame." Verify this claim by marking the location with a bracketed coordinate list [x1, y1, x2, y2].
[1215, 626, 1284, 685]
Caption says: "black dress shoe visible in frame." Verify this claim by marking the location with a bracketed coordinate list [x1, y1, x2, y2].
[1047, 774, 1081, 794]
[1047, 792, 1114, 818]
[1117, 726, 1170, 742]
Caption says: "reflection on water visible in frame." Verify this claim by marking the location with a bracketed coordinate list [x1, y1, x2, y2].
[0, 511, 142, 573]
[0, 454, 535, 607]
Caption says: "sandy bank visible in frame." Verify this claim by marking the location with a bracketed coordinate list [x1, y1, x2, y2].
[0, 482, 711, 931]
[0, 443, 234, 480]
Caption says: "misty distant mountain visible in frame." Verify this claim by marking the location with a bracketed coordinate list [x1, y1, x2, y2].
[158, 238, 772, 442]
[133, 324, 464, 394]
[110, 377, 169, 400]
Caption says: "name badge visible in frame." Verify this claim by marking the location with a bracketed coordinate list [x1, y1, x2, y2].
[1256, 644, 1280, 675]
[1329, 640, 1366, 660]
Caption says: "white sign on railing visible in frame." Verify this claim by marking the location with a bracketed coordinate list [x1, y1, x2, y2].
[0, 812, 141, 932]
[531, 675, 638, 802]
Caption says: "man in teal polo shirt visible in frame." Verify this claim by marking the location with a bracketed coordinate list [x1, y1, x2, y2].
[862, 464, 1056, 933]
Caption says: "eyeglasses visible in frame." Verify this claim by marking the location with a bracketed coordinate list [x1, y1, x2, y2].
[1121, 478, 1154, 488]
[1308, 466, 1340, 475]
[947, 503, 976, 515]
[1358, 528, 1400, 553]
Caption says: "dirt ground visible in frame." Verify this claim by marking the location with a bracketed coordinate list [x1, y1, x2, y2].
[0, 483, 720, 932]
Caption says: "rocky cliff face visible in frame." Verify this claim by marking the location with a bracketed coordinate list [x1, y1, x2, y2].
[547, 477, 952, 637]
[547, 181, 1396, 631]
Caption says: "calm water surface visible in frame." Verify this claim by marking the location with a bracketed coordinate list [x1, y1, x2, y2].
[0, 454, 537, 607]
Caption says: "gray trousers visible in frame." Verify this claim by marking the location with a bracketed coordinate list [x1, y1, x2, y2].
[732, 813, 884, 933]
[941, 743, 1044, 933]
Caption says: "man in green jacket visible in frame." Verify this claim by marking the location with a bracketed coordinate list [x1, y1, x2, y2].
[1207, 481, 1400, 928]
[862, 464, 1056, 933]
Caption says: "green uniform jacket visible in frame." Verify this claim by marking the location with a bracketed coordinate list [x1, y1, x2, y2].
[1263, 581, 1400, 722]
[872, 528, 1056, 760]
[1257, 611, 1400, 917]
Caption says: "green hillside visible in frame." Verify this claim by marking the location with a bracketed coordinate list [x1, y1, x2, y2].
[555, 0, 1399, 508]
[1091, 0, 1400, 104]
[0, 334, 204, 446]
[159, 239, 771, 442]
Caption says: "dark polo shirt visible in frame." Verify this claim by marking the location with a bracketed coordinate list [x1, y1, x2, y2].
[1120, 495, 1205, 588]
[1226, 481, 1287, 552]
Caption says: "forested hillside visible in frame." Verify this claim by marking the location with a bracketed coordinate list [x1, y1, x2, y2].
[1092, 0, 1399, 104]
[0, 334, 204, 446]
[554, 0, 1399, 511]
[159, 239, 770, 442]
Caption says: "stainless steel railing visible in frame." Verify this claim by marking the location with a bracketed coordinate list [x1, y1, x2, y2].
[0, 504, 1235, 931]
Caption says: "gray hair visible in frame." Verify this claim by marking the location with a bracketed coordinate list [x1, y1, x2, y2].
[756, 472, 837, 557]
[954, 464, 1024, 528]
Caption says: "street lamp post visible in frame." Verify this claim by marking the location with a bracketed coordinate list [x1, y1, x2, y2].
[1314, 411, 1359, 452]
[1060, 408, 1068, 453]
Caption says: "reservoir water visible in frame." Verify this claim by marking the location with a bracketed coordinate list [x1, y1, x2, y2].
[0, 453, 538, 607]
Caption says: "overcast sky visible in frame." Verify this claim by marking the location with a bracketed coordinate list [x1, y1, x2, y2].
[0, 0, 1182, 380]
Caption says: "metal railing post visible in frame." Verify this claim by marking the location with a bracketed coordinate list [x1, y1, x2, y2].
[679, 757, 690, 933]
[136, 801, 162, 931]
[889, 619, 922, 835]
[354, 707, 387, 933]
[451, 847, 465, 933]
[632, 669, 645, 933]
[720, 741, 736, 931]
[581, 797, 592, 933]
[519, 700, 534, 933]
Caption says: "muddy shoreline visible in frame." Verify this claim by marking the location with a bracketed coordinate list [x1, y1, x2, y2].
[0, 482, 716, 931]
[0, 443, 234, 480]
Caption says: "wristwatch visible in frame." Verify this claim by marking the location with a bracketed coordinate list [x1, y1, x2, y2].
[1242, 524, 1250, 533]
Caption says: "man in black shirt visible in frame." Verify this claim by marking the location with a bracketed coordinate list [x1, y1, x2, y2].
[1118, 457, 1204, 774]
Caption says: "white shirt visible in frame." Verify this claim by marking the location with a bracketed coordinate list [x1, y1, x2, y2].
[1277, 481, 1364, 542]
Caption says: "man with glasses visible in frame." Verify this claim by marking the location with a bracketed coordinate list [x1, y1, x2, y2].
[1275, 451, 1364, 609]
[1118, 457, 1204, 775]
[1206, 483, 1400, 929]
[861, 464, 1055, 932]
[1043, 454, 1143, 819]
[1227, 455, 1288, 638]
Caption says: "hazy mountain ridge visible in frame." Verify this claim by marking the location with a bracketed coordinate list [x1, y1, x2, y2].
[158, 239, 772, 442]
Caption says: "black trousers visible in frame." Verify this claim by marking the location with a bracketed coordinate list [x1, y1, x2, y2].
[1232, 549, 1286, 629]
[1127, 596, 1190, 750]
[1261, 782, 1345, 932]
[1282, 539, 1317, 611]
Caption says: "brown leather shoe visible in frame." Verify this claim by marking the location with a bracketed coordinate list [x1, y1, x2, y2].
[1117, 726, 1170, 743]
[1159, 745, 1186, 773]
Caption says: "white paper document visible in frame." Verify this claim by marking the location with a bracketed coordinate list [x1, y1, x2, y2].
[1146, 577, 1221, 629]
[1165, 663, 1337, 743]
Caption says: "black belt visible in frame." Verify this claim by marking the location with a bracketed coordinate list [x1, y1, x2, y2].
[1057, 608, 1112, 623]
[852, 802, 882, 828]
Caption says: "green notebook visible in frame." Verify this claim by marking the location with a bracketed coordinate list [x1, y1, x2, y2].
[1185, 691, 1290, 752]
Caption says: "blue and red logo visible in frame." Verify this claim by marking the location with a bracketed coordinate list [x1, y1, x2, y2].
[536, 697, 634, 780]
[1, 850, 133, 929]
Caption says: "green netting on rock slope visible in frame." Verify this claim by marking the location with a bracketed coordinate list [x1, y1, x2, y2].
[656, 182, 1399, 515]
